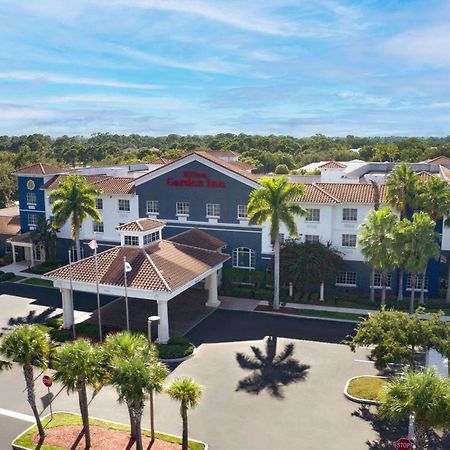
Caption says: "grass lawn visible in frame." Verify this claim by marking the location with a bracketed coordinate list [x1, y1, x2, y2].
[9, 275, 26, 282]
[14, 412, 206, 450]
[347, 376, 388, 402]
[297, 309, 363, 321]
[20, 278, 54, 287]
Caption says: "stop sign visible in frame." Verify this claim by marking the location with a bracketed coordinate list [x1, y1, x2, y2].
[42, 375, 53, 388]
[396, 438, 412, 449]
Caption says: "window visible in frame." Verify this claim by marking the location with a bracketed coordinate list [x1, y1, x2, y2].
[372, 272, 392, 289]
[143, 231, 160, 245]
[93, 221, 104, 233]
[305, 208, 320, 222]
[118, 199, 130, 212]
[237, 204, 248, 219]
[232, 247, 255, 270]
[28, 213, 37, 226]
[343, 208, 358, 221]
[146, 200, 159, 214]
[342, 234, 357, 247]
[336, 271, 357, 286]
[305, 235, 320, 244]
[96, 198, 103, 210]
[206, 203, 220, 218]
[176, 202, 189, 216]
[407, 273, 429, 291]
[124, 235, 139, 246]
[26, 192, 37, 205]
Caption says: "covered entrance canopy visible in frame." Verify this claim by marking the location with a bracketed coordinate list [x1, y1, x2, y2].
[45, 222, 229, 343]
[7, 232, 43, 267]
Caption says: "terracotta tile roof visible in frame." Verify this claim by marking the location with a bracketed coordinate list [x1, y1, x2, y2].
[293, 183, 386, 204]
[440, 166, 450, 182]
[148, 158, 173, 165]
[45, 240, 229, 293]
[135, 151, 259, 183]
[14, 163, 66, 175]
[167, 228, 226, 251]
[0, 215, 20, 235]
[202, 150, 238, 158]
[116, 218, 165, 232]
[427, 156, 450, 165]
[228, 160, 255, 171]
[416, 171, 435, 182]
[318, 161, 347, 169]
[41, 174, 135, 194]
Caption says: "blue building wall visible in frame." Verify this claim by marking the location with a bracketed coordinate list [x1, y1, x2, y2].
[17, 176, 46, 233]
[136, 161, 255, 223]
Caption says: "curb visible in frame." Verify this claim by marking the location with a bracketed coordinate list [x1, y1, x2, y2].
[253, 309, 361, 324]
[160, 345, 198, 363]
[11, 411, 208, 450]
[343, 375, 388, 406]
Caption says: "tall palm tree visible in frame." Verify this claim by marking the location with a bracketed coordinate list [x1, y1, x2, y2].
[386, 163, 423, 300]
[167, 377, 203, 450]
[0, 325, 51, 440]
[358, 208, 398, 306]
[247, 176, 306, 310]
[53, 339, 106, 448]
[103, 331, 153, 439]
[110, 355, 153, 450]
[379, 369, 450, 450]
[394, 212, 440, 314]
[50, 174, 101, 260]
[417, 176, 450, 303]
[148, 361, 169, 443]
[235, 336, 310, 398]
[30, 216, 57, 261]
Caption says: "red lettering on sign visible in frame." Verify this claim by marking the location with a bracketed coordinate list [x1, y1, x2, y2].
[166, 173, 225, 188]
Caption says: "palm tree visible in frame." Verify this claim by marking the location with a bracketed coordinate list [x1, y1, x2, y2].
[394, 212, 440, 313]
[417, 176, 450, 303]
[30, 216, 57, 261]
[235, 336, 310, 398]
[110, 355, 153, 450]
[379, 369, 450, 450]
[247, 176, 306, 309]
[0, 325, 51, 440]
[50, 174, 101, 260]
[53, 339, 106, 448]
[386, 163, 423, 300]
[148, 361, 169, 443]
[167, 377, 203, 450]
[103, 331, 153, 439]
[358, 208, 398, 306]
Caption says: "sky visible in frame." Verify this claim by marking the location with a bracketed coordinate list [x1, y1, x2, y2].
[0, 0, 450, 137]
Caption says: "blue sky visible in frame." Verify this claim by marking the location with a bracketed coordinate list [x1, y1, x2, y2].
[0, 0, 449, 137]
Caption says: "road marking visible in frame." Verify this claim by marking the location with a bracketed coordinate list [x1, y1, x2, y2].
[354, 359, 375, 364]
[0, 407, 35, 423]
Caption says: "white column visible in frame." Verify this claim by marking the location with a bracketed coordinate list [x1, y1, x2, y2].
[61, 288, 74, 329]
[320, 282, 325, 301]
[11, 243, 16, 263]
[206, 271, 220, 307]
[157, 300, 170, 344]
[30, 246, 34, 268]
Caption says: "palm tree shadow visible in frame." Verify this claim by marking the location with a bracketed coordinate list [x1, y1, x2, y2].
[352, 406, 450, 449]
[235, 336, 310, 399]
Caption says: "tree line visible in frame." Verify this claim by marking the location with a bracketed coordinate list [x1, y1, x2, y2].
[2, 132, 450, 208]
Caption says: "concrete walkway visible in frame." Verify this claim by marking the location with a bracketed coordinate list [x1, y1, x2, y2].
[1, 261, 41, 278]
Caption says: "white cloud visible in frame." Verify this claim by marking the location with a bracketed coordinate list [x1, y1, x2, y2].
[338, 91, 391, 107]
[114, 46, 242, 74]
[382, 24, 450, 67]
[0, 71, 161, 89]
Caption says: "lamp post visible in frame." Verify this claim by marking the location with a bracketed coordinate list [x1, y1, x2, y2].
[147, 315, 160, 344]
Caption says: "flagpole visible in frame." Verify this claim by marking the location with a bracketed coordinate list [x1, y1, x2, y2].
[123, 256, 130, 332]
[68, 250, 76, 339]
[93, 241, 102, 343]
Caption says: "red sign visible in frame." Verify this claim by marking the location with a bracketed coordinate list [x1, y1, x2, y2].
[396, 438, 412, 450]
[42, 375, 53, 388]
[166, 171, 225, 189]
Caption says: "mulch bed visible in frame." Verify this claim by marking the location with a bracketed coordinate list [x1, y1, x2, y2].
[255, 305, 299, 315]
[32, 425, 185, 449]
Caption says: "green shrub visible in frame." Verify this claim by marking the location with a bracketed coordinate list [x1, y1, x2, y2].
[50, 328, 72, 342]
[75, 322, 100, 337]
[0, 272, 15, 282]
[275, 164, 289, 174]
[167, 336, 190, 346]
[30, 259, 64, 274]
[255, 289, 273, 301]
[3, 253, 13, 264]
[157, 342, 195, 359]
[45, 317, 64, 329]
[230, 287, 254, 298]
